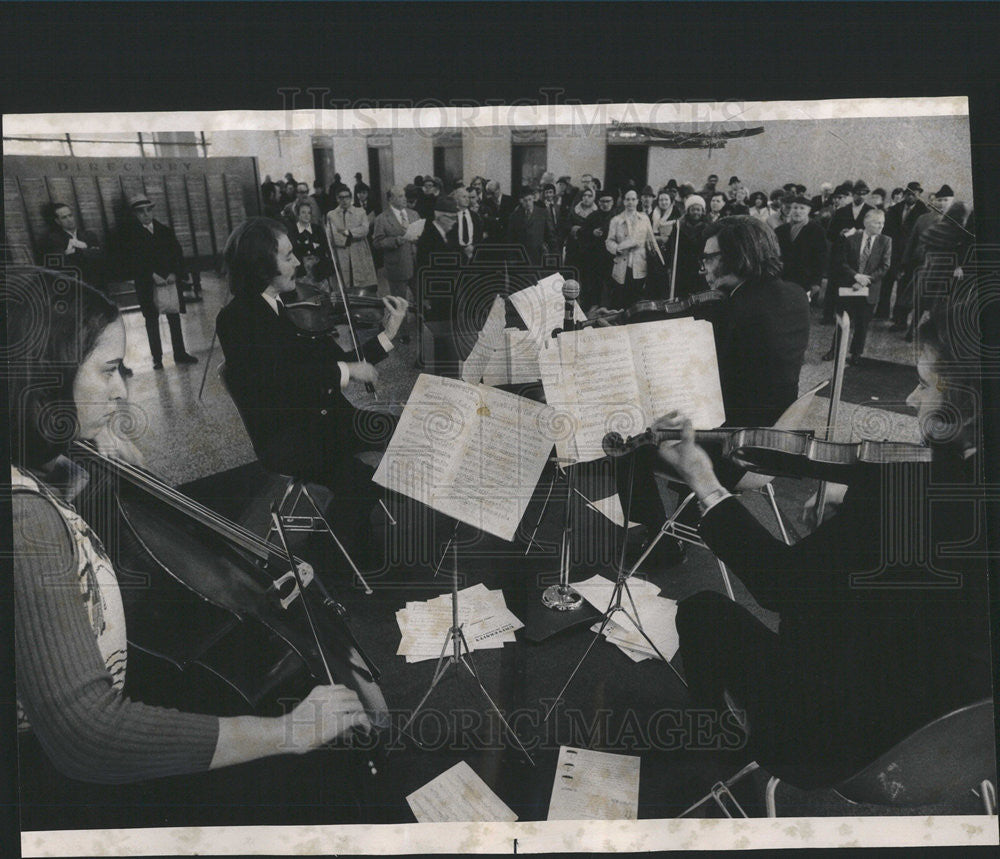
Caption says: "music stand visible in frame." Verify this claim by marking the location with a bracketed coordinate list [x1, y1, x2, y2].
[543, 453, 687, 721]
[396, 543, 535, 764]
[540, 456, 583, 611]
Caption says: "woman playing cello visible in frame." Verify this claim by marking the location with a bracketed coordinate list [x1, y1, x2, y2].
[8, 267, 374, 828]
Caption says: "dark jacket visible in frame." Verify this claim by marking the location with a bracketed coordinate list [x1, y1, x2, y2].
[505, 203, 552, 266]
[711, 276, 810, 427]
[775, 219, 828, 289]
[697, 453, 991, 787]
[120, 218, 186, 313]
[216, 293, 388, 484]
[416, 220, 461, 322]
[883, 199, 929, 266]
[827, 202, 874, 241]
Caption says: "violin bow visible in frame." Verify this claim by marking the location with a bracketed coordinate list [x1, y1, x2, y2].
[325, 211, 379, 401]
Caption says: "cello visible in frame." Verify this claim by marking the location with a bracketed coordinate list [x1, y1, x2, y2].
[71, 441, 389, 776]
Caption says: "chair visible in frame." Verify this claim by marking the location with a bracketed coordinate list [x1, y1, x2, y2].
[217, 362, 374, 594]
[681, 699, 997, 818]
[629, 379, 830, 598]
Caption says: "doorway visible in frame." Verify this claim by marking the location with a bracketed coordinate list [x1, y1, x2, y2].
[366, 137, 394, 214]
[604, 144, 649, 199]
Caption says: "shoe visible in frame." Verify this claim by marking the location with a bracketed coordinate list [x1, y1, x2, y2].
[175, 353, 199, 365]
[821, 349, 835, 361]
[184, 293, 203, 304]
[121, 364, 134, 378]
[889, 322, 908, 333]
[152, 361, 164, 370]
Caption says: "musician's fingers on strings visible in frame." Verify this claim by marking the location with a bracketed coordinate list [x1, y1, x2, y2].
[651, 410, 685, 431]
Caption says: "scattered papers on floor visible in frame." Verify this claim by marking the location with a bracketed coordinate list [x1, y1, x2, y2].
[547, 746, 641, 821]
[407, 761, 518, 823]
[396, 582, 524, 663]
[572, 574, 679, 662]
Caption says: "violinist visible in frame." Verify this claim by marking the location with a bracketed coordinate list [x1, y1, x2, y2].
[8, 268, 373, 826]
[654, 303, 991, 790]
[216, 218, 407, 569]
[620, 217, 810, 567]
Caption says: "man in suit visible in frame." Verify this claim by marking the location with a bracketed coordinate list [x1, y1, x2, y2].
[372, 186, 419, 342]
[282, 182, 324, 228]
[898, 184, 955, 339]
[216, 217, 407, 566]
[775, 195, 828, 303]
[881, 181, 929, 324]
[482, 179, 516, 241]
[40, 202, 107, 292]
[416, 196, 460, 323]
[824, 209, 891, 366]
[451, 186, 483, 264]
[506, 185, 552, 267]
[120, 194, 198, 370]
[809, 182, 834, 214]
[822, 181, 873, 323]
[540, 183, 566, 261]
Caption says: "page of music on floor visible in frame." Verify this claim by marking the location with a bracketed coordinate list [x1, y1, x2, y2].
[7, 166, 993, 829]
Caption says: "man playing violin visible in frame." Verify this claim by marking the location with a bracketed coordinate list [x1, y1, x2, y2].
[620, 217, 810, 568]
[216, 218, 408, 568]
[654, 300, 991, 793]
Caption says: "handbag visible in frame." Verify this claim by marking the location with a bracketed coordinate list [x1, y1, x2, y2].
[152, 273, 182, 315]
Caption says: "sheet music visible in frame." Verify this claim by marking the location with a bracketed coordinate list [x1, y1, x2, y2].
[406, 761, 518, 823]
[628, 318, 726, 430]
[839, 285, 869, 297]
[540, 326, 647, 463]
[547, 747, 641, 821]
[403, 217, 425, 242]
[432, 384, 553, 540]
[375, 376, 553, 541]
[505, 328, 544, 384]
[508, 272, 586, 340]
[373, 374, 481, 509]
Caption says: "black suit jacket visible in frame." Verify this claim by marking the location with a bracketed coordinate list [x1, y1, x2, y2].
[698, 454, 991, 787]
[826, 202, 874, 241]
[712, 277, 810, 427]
[120, 218, 186, 313]
[775, 220, 828, 289]
[216, 294, 388, 484]
[416, 221, 461, 322]
[39, 227, 105, 285]
[883, 199, 928, 266]
[506, 204, 554, 266]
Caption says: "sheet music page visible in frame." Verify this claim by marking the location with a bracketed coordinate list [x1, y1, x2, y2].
[540, 327, 646, 464]
[627, 318, 726, 430]
[429, 383, 553, 541]
[406, 761, 518, 823]
[547, 747, 641, 821]
[508, 273, 586, 340]
[373, 374, 481, 507]
[505, 328, 544, 384]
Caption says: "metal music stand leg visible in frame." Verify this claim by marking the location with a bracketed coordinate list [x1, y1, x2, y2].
[197, 327, 218, 400]
[541, 458, 583, 611]
[543, 456, 687, 722]
[433, 520, 462, 578]
[395, 545, 534, 764]
[297, 482, 375, 595]
[524, 461, 562, 555]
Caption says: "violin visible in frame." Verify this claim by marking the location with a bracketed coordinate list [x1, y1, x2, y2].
[281, 280, 385, 339]
[578, 289, 726, 329]
[602, 426, 933, 482]
[71, 441, 389, 783]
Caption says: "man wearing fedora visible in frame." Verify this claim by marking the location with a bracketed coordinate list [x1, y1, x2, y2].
[897, 184, 955, 338]
[881, 180, 929, 324]
[822, 181, 874, 323]
[121, 193, 198, 370]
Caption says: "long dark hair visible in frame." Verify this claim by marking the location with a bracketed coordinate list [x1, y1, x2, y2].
[5, 267, 120, 468]
[223, 217, 288, 299]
